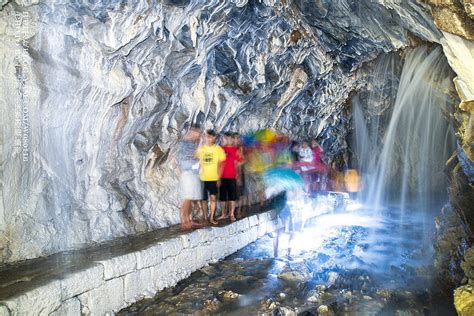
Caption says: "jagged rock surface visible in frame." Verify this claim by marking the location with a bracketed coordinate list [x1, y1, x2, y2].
[0, 0, 472, 264]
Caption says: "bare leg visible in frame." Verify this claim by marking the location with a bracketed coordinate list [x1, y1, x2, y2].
[229, 201, 236, 222]
[189, 201, 203, 228]
[180, 199, 192, 230]
[259, 191, 264, 207]
[236, 197, 242, 219]
[273, 229, 282, 258]
[209, 195, 218, 224]
[201, 200, 209, 223]
[287, 215, 294, 257]
[217, 201, 227, 220]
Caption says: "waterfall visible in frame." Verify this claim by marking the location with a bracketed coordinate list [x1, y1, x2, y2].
[351, 52, 400, 201]
[364, 45, 456, 213]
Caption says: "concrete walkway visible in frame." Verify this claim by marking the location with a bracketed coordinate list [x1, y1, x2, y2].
[0, 204, 279, 315]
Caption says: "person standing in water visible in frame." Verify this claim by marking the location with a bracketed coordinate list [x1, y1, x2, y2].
[196, 129, 226, 225]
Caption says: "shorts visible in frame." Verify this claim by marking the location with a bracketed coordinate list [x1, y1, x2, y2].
[220, 178, 237, 201]
[180, 171, 202, 200]
[202, 181, 218, 200]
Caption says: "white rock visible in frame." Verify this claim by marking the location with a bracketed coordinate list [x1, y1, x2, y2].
[0, 305, 10, 316]
[0, 281, 61, 315]
[50, 297, 81, 316]
[195, 243, 213, 267]
[161, 237, 183, 259]
[180, 230, 203, 249]
[248, 215, 259, 227]
[59, 264, 104, 300]
[441, 32, 474, 99]
[78, 277, 124, 315]
[136, 244, 163, 269]
[123, 268, 155, 304]
[98, 253, 137, 280]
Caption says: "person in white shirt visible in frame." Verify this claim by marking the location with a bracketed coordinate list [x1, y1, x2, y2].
[298, 141, 313, 163]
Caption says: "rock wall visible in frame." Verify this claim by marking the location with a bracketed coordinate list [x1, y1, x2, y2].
[0, 0, 472, 264]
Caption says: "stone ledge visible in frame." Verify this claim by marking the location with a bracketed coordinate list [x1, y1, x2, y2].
[0, 209, 278, 315]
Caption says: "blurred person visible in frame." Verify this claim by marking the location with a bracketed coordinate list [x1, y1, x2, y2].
[290, 141, 300, 163]
[310, 139, 329, 192]
[217, 132, 242, 222]
[298, 141, 314, 194]
[177, 124, 203, 230]
[272, 189, 304, 258]
[344, 167, 361, 200]
[233, 132, 247, 218]
[196, 129, 226, 225]
[257, 142, 274, 206]
[329, 161, 345, 191]
[274, 136, 292, 167]
[298, 140, 313, 165]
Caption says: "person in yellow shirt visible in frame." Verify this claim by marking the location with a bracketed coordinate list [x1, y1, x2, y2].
[195, 129, 226, 225]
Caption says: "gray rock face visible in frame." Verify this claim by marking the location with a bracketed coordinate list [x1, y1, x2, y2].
[0, 0, 470, 263]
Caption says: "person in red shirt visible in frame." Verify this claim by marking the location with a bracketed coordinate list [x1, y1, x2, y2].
[217, 132, 242, 222]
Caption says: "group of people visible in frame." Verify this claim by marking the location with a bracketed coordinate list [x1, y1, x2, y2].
[176, 125, 340, 230]
[177, 125, 245, 229]
[290, 139, 329, 193]
[177, 125, 362, 229]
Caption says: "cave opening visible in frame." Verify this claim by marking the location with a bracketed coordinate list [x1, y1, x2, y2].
[1, 0, 473, 315]
[119, 43, 461, 315]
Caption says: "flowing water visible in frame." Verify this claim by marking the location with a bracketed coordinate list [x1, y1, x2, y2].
[352, 45, 457, 273]
[363, 46, 456, 213]
[118, 46, 458, 315]
[352, 52, 400, 180]
[120, 204, 455, 315]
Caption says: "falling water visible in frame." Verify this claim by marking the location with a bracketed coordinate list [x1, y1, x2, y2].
[365, 45, 456, 214]
[352, 52, 400, 201]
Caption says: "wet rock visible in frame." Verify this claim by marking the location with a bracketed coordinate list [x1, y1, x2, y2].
[426, 0, 474, 41]
[394, 308, 424, 316]
[207, 277, 225, 289]
[261, 298, 279, 312]
[275, 306, 297, 316]
[218, 290, 241, 300]
[461, 247, 474, 279]
[202, 298, 220, 312]
[376, 289, 391, 300]
[316, 304, 334, 316]
[307, 294, 320, 304]
[221, 274, 261, 293]
[278, 265, 312, 284]
[326, 272, 339, 287]
[454, 284, 474, 316]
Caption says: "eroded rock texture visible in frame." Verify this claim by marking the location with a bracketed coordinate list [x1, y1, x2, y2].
[0, 0, 472, 264]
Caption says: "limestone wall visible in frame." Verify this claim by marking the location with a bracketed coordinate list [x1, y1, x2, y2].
[0, 212, 277, 315]
[0, 0, 448, 264]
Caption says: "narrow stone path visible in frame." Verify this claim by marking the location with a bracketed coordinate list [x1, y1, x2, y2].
[0, 200, 279, 314]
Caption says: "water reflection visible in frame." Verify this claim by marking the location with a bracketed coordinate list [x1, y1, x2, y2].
[120, 201, 455, 315]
